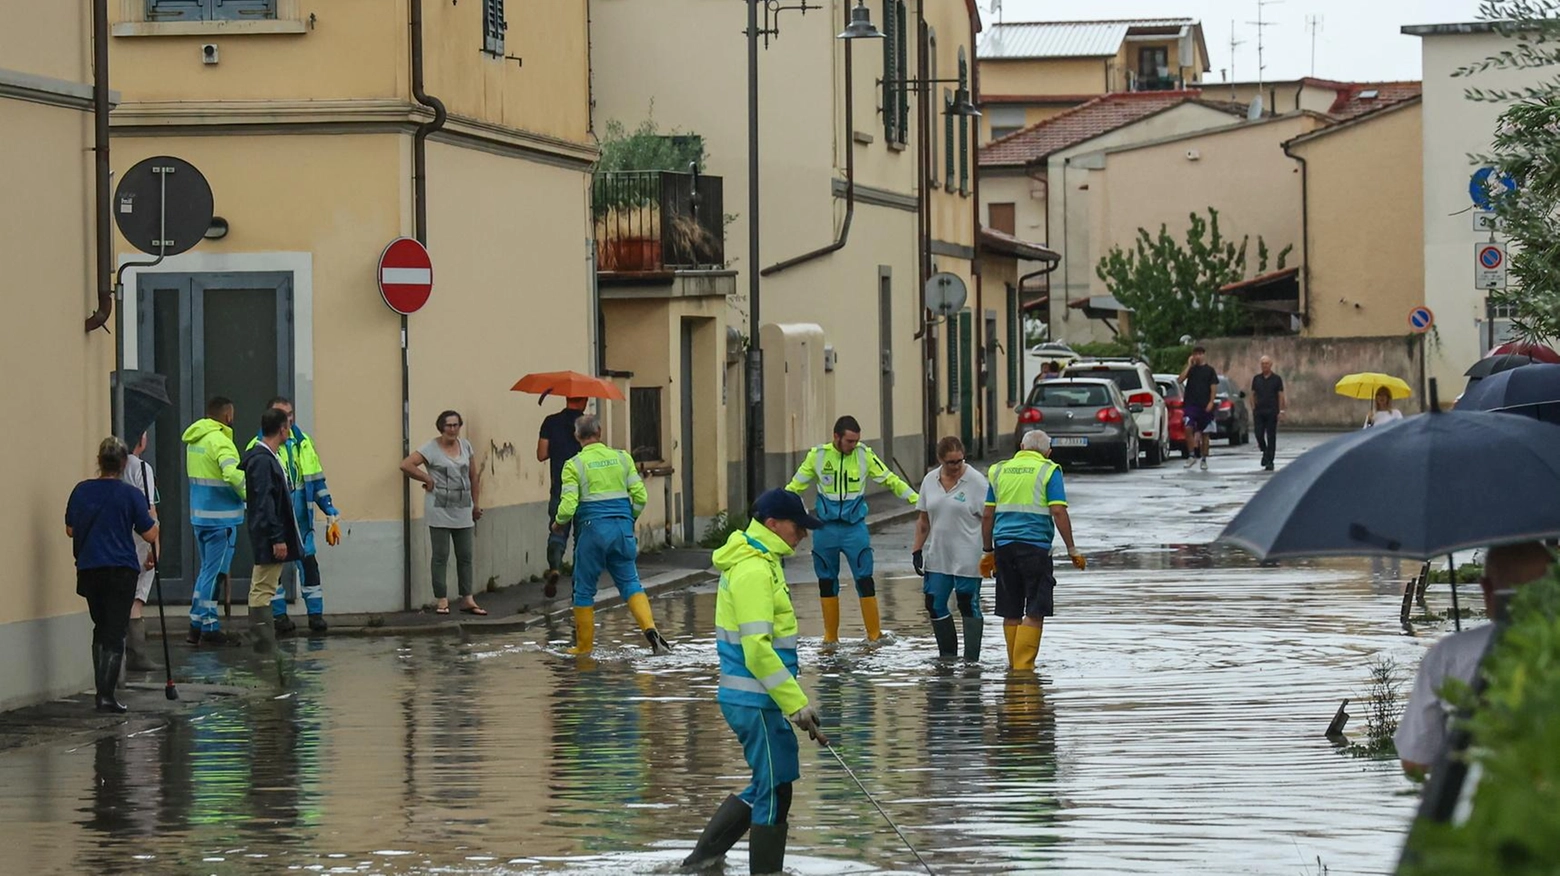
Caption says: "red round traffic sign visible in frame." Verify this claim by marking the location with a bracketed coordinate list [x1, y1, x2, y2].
[378, 237, 434, 315]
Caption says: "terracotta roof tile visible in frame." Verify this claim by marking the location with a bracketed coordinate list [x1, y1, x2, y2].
[979, 90, 1225, 168]
[1327, 81, 1422, 119]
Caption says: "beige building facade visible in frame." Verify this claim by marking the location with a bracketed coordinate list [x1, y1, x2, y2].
[0, 2, 112, 709]
[1286, 99, 1424, 339]
[110, 0, 596, 613]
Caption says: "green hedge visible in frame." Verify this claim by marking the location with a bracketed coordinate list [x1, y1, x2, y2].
[1402, 565, 1560, 873]
[1066, 343, 1194, 377]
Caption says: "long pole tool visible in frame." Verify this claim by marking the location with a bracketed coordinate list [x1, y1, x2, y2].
[823, 740, 935, 875]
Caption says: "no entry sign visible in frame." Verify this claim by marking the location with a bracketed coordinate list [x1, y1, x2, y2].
[379, 237, 434, 314]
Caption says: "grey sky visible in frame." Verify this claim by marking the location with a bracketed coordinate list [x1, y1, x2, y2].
[977, 1, 1485, 82]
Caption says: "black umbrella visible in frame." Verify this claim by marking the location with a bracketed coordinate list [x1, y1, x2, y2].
[1463, 353, 1538, 379]
[1455, 363, 1560, 425]
[1218, 410, 1560, 561]
[112, 370, 171, 442]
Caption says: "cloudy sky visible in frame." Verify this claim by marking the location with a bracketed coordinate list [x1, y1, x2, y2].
[976, 0, 1487, 82]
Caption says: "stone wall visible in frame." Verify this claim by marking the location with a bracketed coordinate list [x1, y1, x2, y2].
[1201, 335, 1426, 429]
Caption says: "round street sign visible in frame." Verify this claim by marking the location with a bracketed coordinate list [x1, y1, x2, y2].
[1408, 306, 1434, 333]
[1469, 166, 1518, 209]
[113, 156, 214, 257]
[378, 237, 434, 315]
[1478, 245, 1504, 271]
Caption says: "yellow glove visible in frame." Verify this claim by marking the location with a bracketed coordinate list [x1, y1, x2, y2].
[979, 551, 996, 578]
[1070, 551, 1086, 571]
[325, 517, 342, 547]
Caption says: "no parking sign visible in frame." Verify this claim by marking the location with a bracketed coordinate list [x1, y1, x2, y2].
[1475, 242, 1507, 290]
[1408, 306, 1434, 333]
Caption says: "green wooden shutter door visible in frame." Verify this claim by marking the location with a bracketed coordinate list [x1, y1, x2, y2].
[882, 3, 897, 144]
[895, 1, 909, 145]
[944, 92, 955, 190]
[1007, 285, 1021, 405]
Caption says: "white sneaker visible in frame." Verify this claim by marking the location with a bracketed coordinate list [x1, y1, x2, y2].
[1184, 456, 1198, 469]
[1199, 458, 1208, 471]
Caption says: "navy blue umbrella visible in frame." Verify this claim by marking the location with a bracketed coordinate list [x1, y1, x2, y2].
[1219, 410, 1560, 561]
[1455, 363, 1560, 425]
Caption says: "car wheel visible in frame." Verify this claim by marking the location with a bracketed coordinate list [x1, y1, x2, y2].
[1129, 437, 1140, 469]
[1228, 428, 1241, 447]
[1178, 440, 1189, 458]
[1114, 441, 1132, 473]
[1145, 436, 1165, 466]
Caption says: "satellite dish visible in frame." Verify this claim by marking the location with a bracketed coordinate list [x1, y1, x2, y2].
[925, 272, 968, 316]
[1247, 95, 1264, 121]
[113, 156, 215, 257]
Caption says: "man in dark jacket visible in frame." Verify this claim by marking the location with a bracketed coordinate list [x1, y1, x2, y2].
[239, 407, 304, 654]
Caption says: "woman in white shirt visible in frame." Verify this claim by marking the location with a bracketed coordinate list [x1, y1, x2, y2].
[1365, 386, 1405, 429]
[910, 436, 990, 660]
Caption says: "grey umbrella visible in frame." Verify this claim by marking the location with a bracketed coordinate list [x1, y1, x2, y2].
[1463, 353, 1538, 379]
[112, 370, 172, 442]
[1218, 409, 1560, 561]
[1455, 363, 1560, 425]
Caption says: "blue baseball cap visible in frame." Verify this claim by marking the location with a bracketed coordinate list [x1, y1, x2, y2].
[752, 488, 823, 530]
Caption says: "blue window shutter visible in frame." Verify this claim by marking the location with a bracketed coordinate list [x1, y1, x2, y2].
[209, 0, 277, 19]
[146, 0, 202, 20]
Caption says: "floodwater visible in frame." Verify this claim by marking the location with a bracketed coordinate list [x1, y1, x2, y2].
[0, 434, 1449, 875]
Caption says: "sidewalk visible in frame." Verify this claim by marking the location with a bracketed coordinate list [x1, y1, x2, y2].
[147, 497, 922, 641]
[0, 682, 249, 754]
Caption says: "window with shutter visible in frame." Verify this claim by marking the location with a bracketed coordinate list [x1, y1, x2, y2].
[484, 0, 507, 56]
[1006, 284, 1021, 405]
[928, 31, 938, 183]
[881, 1, 897, 144]
[894, 1, 909, 145]
[958, 54, 969, 194]
[944, 90, 955, 192]
[210, 0, 277, 19]
[145, 0, 202, 20]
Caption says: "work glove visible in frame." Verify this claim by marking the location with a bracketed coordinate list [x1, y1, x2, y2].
[325, 516, 342, 547]
[1070, 550, 1087, 571]
[980, 551, 997, 579]
[789, 705, 824, 743]
[912, 549, 924, 577]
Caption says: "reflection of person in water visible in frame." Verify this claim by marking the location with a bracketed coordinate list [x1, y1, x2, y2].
[545, 658, 651, 812]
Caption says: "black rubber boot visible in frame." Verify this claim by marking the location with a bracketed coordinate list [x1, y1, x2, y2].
[931, 616, 959, 658]
[186, 625, 202, 645]
[94, 644, 128, 713]
[963, 616, 983, 661]
[644, 628, 674, 655]
[545, 542, 564, 598]
[249, 607, 276, 656]
[274, 614, 297, 635]
[681, 794, 752, 870]
[308, 614, 328, 633]
[124, 618, 158, 672]
[201, 629, 243, 647]
[748, 822, 788, 875]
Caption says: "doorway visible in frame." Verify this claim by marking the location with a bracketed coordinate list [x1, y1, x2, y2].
[878, 267, 895, 464]
[136, 272, 295, 604]
[680, 320, 696, 544]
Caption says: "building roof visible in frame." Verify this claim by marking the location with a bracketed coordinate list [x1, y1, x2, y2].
[1402, 22, 1504, 37]
[980, 93, 1099, 106]
[979, 227, 1060, 262]
[979, 18, 1203, 61]
[1325, 81, 1422, 119]
[1283, 95, 1422, 150]
[1102, 110, 1334, 157]
[979, 90, 1238, 168]
[1218, 267, 1300, 297]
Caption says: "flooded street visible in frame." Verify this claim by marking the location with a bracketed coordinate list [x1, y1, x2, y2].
[0, 434, 1445, 875]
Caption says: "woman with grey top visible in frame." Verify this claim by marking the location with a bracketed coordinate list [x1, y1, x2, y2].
[910, 436, 990, 660]
[400, 410, 486, 615]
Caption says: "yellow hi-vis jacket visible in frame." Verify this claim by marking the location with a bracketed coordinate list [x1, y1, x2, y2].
[785, 442, 916, 525]
[713, 520, 807, 714]
[555, 441, 647, 524]
[183, 418, 245, 528]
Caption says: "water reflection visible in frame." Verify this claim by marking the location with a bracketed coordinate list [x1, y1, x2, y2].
[0, 554, 1429, 875]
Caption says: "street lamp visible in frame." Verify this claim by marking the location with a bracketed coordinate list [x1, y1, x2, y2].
[744, 0, 883, 509]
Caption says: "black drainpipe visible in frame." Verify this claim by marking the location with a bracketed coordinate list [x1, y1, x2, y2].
[85, 0, 113, 333]
[1282, 140, 1310, 330]
[405, 0, 447, 611]
[760, 3, 855, 276]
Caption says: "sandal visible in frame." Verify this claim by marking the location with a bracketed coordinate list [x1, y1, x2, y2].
[434, 602, 450, 615]
[460, 605, 488, 616]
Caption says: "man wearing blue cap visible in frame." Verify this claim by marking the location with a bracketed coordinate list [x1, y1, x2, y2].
[683, 488, 828, 876]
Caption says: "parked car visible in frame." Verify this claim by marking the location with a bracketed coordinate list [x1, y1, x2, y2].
[1154, 374, 1189, 457]
[1060, 359, 1169, 465]
[1213, 376, 1252, 446]
[1014, 378, 1141, 472]
[1024, 342, 1081, 388]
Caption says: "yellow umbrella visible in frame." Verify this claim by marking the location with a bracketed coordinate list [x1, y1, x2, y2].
[1335, 372, 1413, 400]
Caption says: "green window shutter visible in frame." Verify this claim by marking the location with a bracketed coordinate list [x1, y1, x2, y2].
[146, 0, 203, 20]
[882, 3, 897, 144]
[210, 0, 277, 19]
[895, 1, 909, 145]
[944, 91, 955, 190]
[947, 315, 961, 412]
[958, 59, 969, 194]
[1007, 284, 1021, 405]
[484, 0, 507, 56]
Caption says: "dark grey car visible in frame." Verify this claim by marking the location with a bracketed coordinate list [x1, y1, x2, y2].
[1214, 376, 1252, 446]
[1014, 378, 1141, 472]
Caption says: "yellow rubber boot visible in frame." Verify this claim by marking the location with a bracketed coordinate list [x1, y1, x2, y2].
[567, 607, 595, 655]
[626, 592, 656, 631]
[820, 596, 841, 644]
[1003, 624, 1018, 666]
[1012, 623, 1042, 671]
[860, 596, 883, 642]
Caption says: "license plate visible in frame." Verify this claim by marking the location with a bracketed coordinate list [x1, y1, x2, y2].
[1051, 437, 1088, 447]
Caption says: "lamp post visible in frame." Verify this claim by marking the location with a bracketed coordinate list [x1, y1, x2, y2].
[743, 0, 883, 510]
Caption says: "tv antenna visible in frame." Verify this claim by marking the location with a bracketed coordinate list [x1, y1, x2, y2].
[1228, 20, 1246, 97]
[1306, 14, 1324, 77]
[1246, 0, 1283, 92]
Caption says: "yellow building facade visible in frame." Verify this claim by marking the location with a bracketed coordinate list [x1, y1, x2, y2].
[109, 0, 595, 612]
[0, 1, 113, 708]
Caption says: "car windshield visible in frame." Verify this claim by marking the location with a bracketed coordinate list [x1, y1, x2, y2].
[1029, 384, 1112, 407]
[1066, 365, 1143, 391]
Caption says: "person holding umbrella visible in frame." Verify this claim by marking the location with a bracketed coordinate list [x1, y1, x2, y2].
[537, 396, 587, 597]
[121, 431, 161, 672]
[1334, 372, 1412, 427]
[1365, 387, 1404, 429]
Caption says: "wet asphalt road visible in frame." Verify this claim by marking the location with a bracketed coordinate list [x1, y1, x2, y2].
[0, 431, 1453, 875]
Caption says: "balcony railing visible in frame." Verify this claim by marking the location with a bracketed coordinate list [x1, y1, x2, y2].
[1130, 73, 1183, 92]
[593, 170, 725, 273]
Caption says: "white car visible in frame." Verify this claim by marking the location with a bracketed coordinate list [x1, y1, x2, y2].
[1060, 358, 1170, 465]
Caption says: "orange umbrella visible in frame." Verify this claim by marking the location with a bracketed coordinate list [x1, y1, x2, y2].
[511, 370, 625, 403]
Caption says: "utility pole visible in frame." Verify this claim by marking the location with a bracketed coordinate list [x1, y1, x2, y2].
[1306, 14, 1324, 77]
[1247, 0, 1283, 93]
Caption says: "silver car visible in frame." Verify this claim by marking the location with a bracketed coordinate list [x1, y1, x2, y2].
[1014, 378, 1142, 472]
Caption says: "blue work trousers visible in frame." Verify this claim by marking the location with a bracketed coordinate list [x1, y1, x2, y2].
[720, 702, 800, 826]
[191, 524, 237, 631]
[572, 516, 643, 608]
[811, 522, 874, 596]
[924, 572, 982, 619]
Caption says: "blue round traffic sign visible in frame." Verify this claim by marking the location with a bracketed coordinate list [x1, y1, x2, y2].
[1479, 245, 1504, 269]
[1408, 306, 1434, 333]
[1470, 166, 1518, 209]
